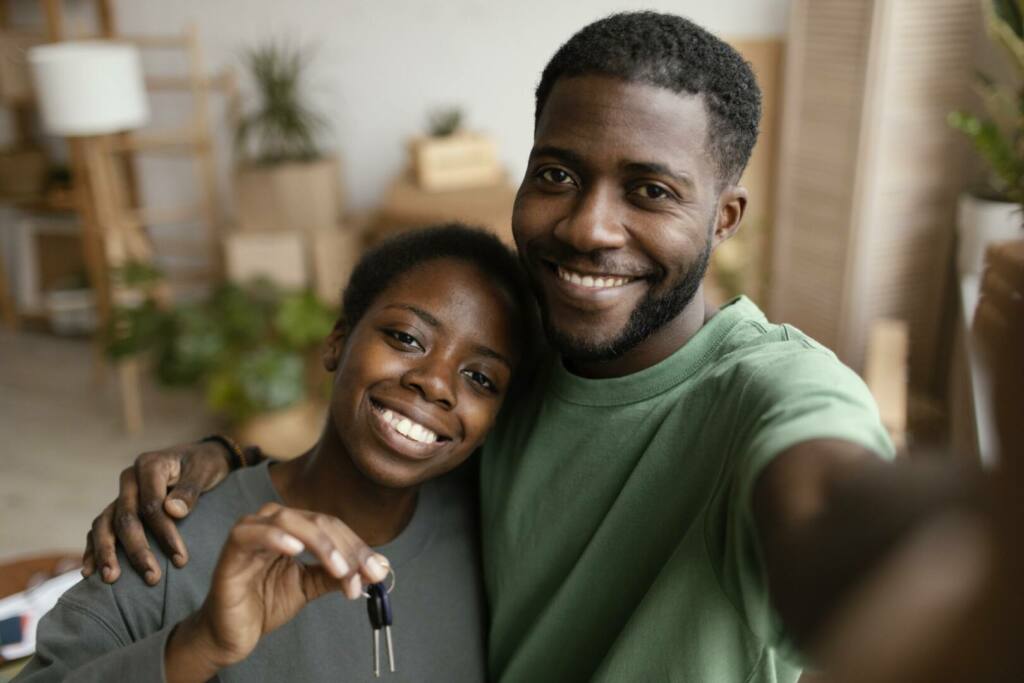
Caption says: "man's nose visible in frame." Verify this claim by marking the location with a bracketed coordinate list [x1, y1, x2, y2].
[402, 358, 457, 409]
[553, 185, 627, 253]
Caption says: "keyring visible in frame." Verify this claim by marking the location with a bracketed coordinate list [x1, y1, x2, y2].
[361, 566, 395, 597]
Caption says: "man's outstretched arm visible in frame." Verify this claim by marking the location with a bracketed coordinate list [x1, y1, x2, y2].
[752, 439, 983, 650]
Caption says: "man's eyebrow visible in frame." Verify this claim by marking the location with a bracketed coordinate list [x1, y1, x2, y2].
[385, 304, 440, 328]
[622, 161, 695, 190]
[529, 145, 586, 167]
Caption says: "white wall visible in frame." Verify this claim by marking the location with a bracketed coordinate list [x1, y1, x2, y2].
[109, 1, 791, 215]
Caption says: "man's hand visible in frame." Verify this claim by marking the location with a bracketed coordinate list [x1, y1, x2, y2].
[82, 441, 234, 585]
[164, 503, 390, 682]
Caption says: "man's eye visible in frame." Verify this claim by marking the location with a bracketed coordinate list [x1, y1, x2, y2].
[537, 167, 575, 186]
[462, 369, 497, 393]
[633, 184, 671, 200]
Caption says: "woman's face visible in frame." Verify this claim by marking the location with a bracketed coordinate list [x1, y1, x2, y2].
[325, 257, 520, 488]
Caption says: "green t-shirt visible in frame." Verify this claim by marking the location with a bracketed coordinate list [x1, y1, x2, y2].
[480, 296, 894, 682]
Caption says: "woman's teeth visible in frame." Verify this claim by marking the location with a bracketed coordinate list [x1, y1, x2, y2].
[379, 407, 439, 444]
[557, 266, 632, 289]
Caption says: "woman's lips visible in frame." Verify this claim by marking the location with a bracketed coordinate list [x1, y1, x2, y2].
[368, 400, 450, 460]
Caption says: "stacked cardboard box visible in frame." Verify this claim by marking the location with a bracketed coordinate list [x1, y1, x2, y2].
[409, 132, 502, 192]
[368, 172, 516, 247]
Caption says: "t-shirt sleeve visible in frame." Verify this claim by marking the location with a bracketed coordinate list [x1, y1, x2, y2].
[710, 343, 895, 660]
[15, 582, 173, 683]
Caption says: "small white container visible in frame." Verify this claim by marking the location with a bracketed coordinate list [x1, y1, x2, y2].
[45, 288, 97, 336]
[957, 194, 1022, 275]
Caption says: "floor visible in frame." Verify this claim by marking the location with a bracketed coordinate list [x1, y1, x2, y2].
[0, 328, 216, 561]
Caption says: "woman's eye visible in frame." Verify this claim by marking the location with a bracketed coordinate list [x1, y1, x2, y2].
[537, 167, 576, 186]
[462, 369, 497, 393]
[633, 183, 671, 200]
[385, 330, 422, 350]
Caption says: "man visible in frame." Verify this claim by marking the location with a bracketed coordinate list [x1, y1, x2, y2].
[79, 12, 971, 681]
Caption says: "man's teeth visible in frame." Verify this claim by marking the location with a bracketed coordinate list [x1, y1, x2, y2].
[557, 266, 632, 289]
[380, 408, 439, 444]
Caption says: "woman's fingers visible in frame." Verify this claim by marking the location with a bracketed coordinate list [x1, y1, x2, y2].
[113, 466, 161, 585]
[249, 504, 390, 599]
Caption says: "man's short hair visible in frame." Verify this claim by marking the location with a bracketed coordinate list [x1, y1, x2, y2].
[535, 11, 762, 186]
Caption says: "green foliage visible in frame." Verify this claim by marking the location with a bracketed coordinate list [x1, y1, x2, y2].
[235, 41, 328, 165]
[427, 106, 463, 137]
[949, 0, 1024, 203]
[105, 275, 337, 423]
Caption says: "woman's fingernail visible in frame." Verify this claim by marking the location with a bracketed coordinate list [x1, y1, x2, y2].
[345, 573, 362, 599]
[329, 550, 350, 577]
[279, 533, 304, 555]
[364, 555, 387, 582]
[166, 500, 188, 517]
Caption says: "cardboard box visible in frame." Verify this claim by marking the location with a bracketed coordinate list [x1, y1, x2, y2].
[370, 171, 516, 246]
[310, 226, 363, 308]
[223, 231, 308, 290]
[410, 132, 503, 192]
[234, 156, 342, 234]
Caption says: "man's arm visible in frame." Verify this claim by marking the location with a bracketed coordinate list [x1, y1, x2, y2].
[752, 439, 983, 650]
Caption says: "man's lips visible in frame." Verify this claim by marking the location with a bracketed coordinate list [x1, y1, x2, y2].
[539, 260, 648, 306]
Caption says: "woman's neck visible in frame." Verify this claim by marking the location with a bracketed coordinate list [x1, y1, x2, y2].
[268, 422, 419, 546]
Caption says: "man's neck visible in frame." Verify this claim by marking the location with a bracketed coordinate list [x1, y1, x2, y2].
[269, 424, 419, 546]
[567, 291, 718, 379]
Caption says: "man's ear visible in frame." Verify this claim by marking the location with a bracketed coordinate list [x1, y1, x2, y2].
[712, 184, 748, 249]
[323, 324, 347, 372]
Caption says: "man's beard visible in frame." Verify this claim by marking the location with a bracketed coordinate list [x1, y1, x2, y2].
[541, 227, 714, 364]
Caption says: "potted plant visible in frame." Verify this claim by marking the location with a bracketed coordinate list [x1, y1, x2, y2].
[106, 269, 336, 457]
[948, 0, 1024, 275]
[233, 41, 342, 234]
[409, 105, 502, 192]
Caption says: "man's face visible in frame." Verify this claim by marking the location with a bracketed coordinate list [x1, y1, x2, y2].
[513, 74, 744, 375]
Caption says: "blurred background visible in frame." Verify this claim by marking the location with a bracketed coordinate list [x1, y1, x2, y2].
[0, 1, 1022, 680]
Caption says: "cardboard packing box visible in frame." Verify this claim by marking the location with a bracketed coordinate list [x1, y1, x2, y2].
[234, 156, 342, 234]
[310, 226, 364, 308]
[410, 132, 503, 192]
[223, 231, 308, 290]
[369, 172, 516, 247]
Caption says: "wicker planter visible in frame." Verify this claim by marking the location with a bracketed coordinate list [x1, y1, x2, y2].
[232, 399, 327, 460]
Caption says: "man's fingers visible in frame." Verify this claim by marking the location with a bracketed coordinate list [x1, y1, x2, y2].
[81, 531, 95, 577]
[164, 442, 233, 519]
[135, 453, 188, 566]
[114, 468, 161, 585]
[90, 503, 122, 583]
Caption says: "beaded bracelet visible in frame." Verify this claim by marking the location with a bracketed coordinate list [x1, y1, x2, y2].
[199, 434, 247, 470]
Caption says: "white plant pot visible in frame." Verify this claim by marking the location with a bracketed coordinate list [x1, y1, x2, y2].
[45, 288, 96, 336]
[956, 194, 1022, 275]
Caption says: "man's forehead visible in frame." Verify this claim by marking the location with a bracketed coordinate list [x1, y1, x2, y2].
[532, 74, 712, 174]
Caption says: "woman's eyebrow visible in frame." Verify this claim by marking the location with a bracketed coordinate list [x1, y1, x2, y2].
[474, 344, 512, 370]
[385, 304, 440, 328]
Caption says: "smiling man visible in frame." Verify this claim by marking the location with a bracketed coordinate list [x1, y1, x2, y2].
[72, 11, 961, 683]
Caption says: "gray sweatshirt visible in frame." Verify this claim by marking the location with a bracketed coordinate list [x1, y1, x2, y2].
[16, 462, 487, 682]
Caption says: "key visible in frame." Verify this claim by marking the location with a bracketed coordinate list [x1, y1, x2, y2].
[366, 582, 395, 676]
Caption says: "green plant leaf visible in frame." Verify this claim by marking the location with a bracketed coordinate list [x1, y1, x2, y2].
[274, 290, 335, 349]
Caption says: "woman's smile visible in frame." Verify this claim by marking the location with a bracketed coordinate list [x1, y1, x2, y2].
[367, 397, 453, 460]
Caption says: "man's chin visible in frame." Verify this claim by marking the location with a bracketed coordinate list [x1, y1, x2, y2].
[545, 322, 630, 364]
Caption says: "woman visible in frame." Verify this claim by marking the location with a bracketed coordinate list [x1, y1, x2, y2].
[17, 224, 535, 682]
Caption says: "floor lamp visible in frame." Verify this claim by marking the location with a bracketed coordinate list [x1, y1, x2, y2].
[30, 41, 152, 433]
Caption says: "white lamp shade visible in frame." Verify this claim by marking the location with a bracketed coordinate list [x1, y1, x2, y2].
[29, 41, 149, 136]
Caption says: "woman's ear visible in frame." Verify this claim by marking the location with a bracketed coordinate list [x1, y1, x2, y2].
[323, 324, 347, 372]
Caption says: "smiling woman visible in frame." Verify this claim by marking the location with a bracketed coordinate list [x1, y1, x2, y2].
[16, 225, 536, 683]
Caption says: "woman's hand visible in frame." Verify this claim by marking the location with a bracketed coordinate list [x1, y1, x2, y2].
[82, 440, 235, 585]
[165, 503, 390, 680]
